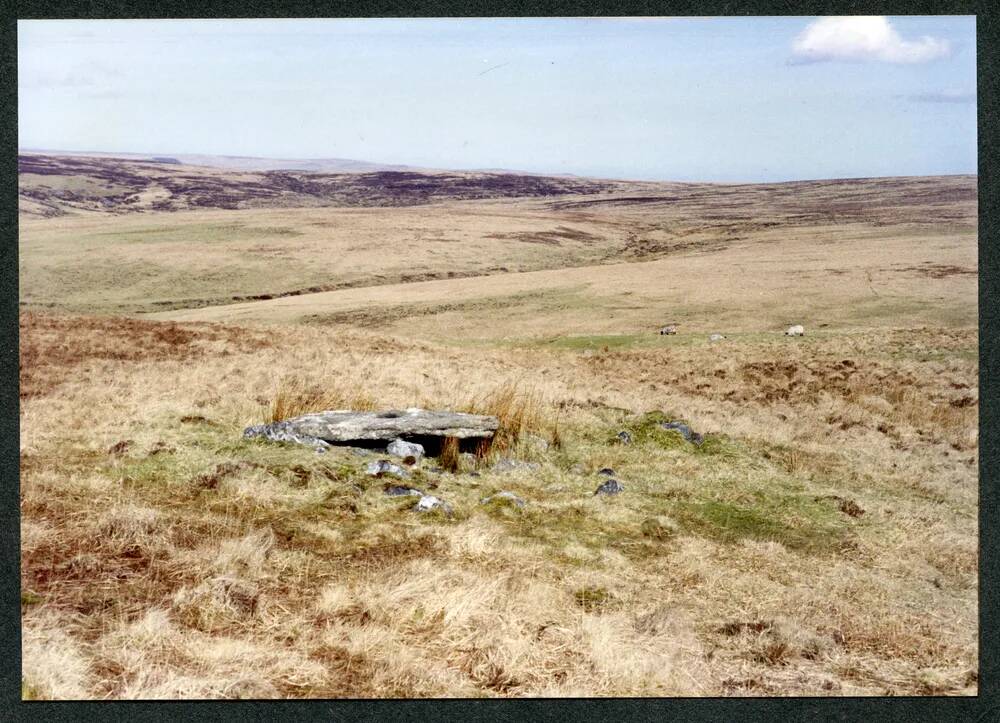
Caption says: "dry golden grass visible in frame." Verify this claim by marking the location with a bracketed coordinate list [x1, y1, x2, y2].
[18, 174, 978, 699]
[463, 381, 545, 457]
[19, 306, 977, 699]
[439, 437, 461, 473]
[268, 375, 378, 423]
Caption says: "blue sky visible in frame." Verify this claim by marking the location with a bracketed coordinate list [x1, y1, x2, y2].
[18, 17, 977, 182]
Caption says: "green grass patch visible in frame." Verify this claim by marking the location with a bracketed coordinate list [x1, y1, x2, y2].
[611, 410, 734, 457]
[674, 492, 850, 553]
[496, 504, 633, 552]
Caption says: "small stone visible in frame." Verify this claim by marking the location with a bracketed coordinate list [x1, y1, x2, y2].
[365, 459, 410, 479]
[387, 439, 425, 461]
[598, 467, 616, 476]
[659, 422, 704, 446]
[784, 325, 805, 337]
[594, 479, 624, 496]
[616, 431, 633, 445]
[384, 485, 424, 497]
[659, 324, 677, 335]
[570, 463, 587, 475]
[480, 491, 526, 508]
[413, 495, 453, 516]
[709, 333, 727, 342]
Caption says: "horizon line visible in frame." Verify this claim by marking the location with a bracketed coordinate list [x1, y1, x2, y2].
[18, 146, 979, 186]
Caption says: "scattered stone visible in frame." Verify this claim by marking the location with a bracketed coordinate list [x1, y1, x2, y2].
[413, 495, 453, 516]
[784, 325, 805, 337]
[245, 408, 498, 446]
[659, 421, 704, 446]
[387, 438, 425, 461]
[594, 479, 624, 496]
[641, 516, 679, 540]
[492, 457, 541, 474]
[384, 485, 425, 497]
[598, 467, 616, 476]
[243, 423, 331, 452]
[480, 491, 526, 508]
[659, 324, 678, 335]
[570, 463, 587, 475]
[616, 431, 633, 445]
[365, 459, 410, 479]
[709, 333, 727, 342]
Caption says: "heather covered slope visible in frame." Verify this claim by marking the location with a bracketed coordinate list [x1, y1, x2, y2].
[17, 153, 641, 217]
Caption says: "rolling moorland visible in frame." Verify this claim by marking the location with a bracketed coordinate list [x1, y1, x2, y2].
[19, 154, 978, 698]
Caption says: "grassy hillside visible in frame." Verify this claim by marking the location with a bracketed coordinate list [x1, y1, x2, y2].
[18, 163, 978, 698]
[19, 312, 978, 698]
[19, 164, 976, 318]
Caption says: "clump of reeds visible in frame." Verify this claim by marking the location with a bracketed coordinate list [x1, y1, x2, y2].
[268, 376, 377, 422]
[439, 436, 460, 472]
[463, 380, 544, 457]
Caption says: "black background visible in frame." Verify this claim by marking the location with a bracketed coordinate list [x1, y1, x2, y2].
[1, 2, 996, 721]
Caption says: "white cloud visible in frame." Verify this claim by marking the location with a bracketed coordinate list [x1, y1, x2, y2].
[791, 16, 951, 64]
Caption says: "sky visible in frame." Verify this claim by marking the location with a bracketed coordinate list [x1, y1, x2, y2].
[18, 17, 977, 182]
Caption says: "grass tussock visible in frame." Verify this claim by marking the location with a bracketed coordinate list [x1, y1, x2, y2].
[268, 375, 378, 422]
[463, 381, 545, 456]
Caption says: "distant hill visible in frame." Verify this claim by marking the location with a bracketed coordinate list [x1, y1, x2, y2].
[18, 149, 423, 174]
[17, 153, 650, 217]
[18, 149, 590, 178]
